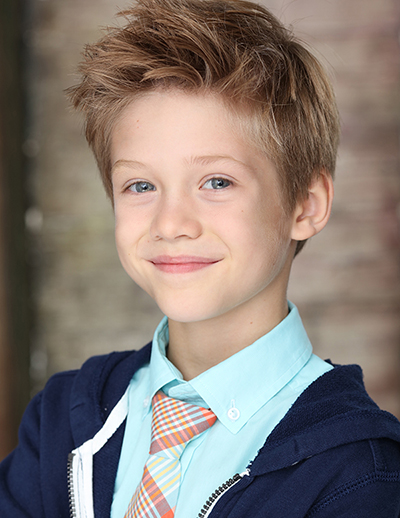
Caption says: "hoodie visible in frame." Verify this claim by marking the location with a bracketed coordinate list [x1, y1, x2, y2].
[1, 343, 399, 518]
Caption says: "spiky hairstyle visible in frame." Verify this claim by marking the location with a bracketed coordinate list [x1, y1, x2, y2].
[67, 0, 340, 254]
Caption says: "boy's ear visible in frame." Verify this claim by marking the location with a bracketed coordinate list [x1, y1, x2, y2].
[290, 171, 334, 241]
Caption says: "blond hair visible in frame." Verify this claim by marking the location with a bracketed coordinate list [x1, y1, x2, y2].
[67, 0, 340, 254]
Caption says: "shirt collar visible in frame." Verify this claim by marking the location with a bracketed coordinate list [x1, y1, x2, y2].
[144, 302, 312, 434]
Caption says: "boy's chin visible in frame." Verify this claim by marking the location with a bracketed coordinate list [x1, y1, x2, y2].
[160, 308, 210, 325]
[155, 299, 224, 325]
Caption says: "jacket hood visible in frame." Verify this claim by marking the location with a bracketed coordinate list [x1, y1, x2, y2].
[250, 363, 400, 476]
[69, 344, 152, 448]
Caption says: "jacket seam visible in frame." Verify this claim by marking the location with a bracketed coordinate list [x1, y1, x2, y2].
[93, 354, 114, 424]
[90, 351, 131, 424]
[306, 471, 400, 516]
[369, 438, 387, 472]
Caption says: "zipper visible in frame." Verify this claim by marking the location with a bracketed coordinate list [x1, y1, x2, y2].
[66, 388, 129, 518]
[197, 469, 250, 518]
[67, 452, 77, 518]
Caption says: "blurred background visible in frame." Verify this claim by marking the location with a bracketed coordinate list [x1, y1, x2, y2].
[0, 0, 399, 460]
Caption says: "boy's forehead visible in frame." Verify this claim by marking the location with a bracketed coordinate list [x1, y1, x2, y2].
[111, 89, 273, 172]
[112, 88, 269, 159]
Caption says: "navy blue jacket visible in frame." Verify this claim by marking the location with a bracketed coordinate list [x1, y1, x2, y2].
[1, 343, 400, 517]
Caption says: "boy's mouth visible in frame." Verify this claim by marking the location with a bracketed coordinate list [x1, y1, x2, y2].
[149, 255, 220, 274]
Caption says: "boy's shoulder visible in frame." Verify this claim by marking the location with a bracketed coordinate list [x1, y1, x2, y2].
[41, 342, 152, 445]
[252, 363, 400, 475]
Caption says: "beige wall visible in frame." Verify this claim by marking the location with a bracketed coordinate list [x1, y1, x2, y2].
[22, 0, 400, 424]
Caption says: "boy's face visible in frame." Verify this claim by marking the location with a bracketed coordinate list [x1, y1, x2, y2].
[111, 90, 297, 325]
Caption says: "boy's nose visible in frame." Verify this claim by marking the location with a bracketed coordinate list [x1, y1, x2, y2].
[150, 195, 203, 242]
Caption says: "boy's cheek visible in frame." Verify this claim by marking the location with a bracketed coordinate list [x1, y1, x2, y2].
[116, 248, 152, 296]
[114, 226, 138, 275]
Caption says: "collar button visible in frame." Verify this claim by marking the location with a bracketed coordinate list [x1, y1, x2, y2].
[227, 407, 240, 421]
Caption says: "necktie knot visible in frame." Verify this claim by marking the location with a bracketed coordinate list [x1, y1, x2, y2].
[150, 390, 217, 459]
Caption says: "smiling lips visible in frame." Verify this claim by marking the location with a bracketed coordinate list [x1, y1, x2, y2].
[150, 255, 220, 273]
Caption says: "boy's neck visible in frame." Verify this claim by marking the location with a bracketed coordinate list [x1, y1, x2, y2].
[167, 293, 289, 381]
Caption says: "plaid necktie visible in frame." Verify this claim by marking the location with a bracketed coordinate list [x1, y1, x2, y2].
[124, 390, 217, 518]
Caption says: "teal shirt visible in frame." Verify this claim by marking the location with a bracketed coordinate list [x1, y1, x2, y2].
[111, 302, 333, 517]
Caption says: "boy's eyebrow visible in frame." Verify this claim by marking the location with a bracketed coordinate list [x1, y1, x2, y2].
[186, 154, 250, 169]
[111, 159, 146, 174]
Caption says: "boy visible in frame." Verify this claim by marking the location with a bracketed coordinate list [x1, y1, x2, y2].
[1, 0, 400, 516]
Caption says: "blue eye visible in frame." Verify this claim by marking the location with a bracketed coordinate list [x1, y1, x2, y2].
[128, 181, 156, 193]
[203, 178, 231, 190]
